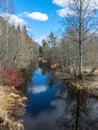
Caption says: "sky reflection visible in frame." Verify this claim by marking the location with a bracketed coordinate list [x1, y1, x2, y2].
[32, 85, 47, 94]
[24, 99, 65, 130]
[24, 68, 98, 130]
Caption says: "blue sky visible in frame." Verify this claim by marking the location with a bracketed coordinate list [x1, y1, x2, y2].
[1, 0, 98, 44]
[13, 0, 64, 43]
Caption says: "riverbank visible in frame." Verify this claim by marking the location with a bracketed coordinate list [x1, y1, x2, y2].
[0, 64, 39, 130]
[0, 85, 27, 130]
[39, 58, 98, 96]
[54, 69, 98, 97]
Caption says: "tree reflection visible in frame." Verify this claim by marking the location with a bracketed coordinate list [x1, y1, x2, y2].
[57, 85, 98, 130]
[39, 61, 49, 75]
[39, 61, 56, 88]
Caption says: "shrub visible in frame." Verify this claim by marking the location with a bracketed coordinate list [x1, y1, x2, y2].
[1, 66, 24, 87]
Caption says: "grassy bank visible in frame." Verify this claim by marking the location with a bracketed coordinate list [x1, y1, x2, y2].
[0, 86, 27, 130]
[54, 69, 98, 97]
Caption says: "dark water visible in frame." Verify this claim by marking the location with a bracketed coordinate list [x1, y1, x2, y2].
[23, 68, 98, 130]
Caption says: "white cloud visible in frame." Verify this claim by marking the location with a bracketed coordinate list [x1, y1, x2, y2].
[53, 0, 69, 7]
[26, 12, 48, 21]
[0, 13, 28, 30]
[53, 0, 98, 8]
[55, 0, 98, 18]
[18, 12, 28, 17]
[57, 7, 75, 17]
[32, 85, 47, 94]
[92, 0, 98, 7]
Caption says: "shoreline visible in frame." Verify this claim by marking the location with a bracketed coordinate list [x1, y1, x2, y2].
[39, 58, 98, 96]
[54, 69, 98, 97]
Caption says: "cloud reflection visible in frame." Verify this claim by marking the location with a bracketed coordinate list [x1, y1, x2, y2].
[32, 85, 47, 94]
[24, 99, 65, 130]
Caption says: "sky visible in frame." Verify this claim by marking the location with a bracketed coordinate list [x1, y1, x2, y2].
[12, 0, 64, 43]
[1, 0, 98, 44]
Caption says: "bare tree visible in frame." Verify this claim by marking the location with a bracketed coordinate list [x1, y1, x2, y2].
[63, 0, 98, 77]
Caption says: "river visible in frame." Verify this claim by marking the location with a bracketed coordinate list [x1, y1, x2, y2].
[23, 68, 98, 130]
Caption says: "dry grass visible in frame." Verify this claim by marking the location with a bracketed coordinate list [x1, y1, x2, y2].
[0, 86, 27, 130]
[67, 69, 98, 96]
[55, 71, 70, 79]
[55, 68, 98, 96]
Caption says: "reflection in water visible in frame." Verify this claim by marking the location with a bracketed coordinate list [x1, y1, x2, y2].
[28, 85, 47, 94]
[58, 87, 98, 130]
[23, 68, 98, 130]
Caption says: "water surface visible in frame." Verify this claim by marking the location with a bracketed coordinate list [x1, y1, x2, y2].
[23, 68, 98, 130]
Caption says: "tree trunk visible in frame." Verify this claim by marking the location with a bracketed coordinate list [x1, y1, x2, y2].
[78, 0, 82, 78]
[79, 40, 82, 78]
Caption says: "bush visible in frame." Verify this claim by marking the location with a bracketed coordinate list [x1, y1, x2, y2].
[1, 67, 24, 87]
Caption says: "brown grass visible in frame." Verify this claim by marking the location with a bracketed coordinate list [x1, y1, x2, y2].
[0, 86, 27, 130]
[55, 68, 98, 96]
